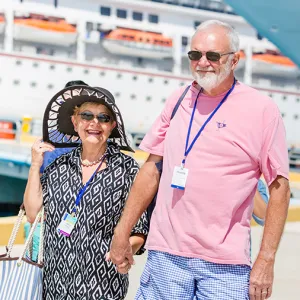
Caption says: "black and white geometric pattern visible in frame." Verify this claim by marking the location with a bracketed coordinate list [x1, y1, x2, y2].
[41, 143, 148, 300]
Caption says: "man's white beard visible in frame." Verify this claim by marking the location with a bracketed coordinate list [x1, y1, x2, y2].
[192, 58, 232, 93]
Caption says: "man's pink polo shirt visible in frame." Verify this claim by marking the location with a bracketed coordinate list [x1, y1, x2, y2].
[139, 81, 289, 265]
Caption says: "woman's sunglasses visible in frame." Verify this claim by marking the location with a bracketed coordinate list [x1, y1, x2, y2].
[187, 50, 235, 62]
[79, 111, 111, 123]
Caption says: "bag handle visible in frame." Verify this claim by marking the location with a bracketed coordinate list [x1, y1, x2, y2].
[17, 206, 44, 265]
[6, 207, 26, 257]
[6, 205, 44, 265]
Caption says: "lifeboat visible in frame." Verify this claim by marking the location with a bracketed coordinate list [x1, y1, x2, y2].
[238, 51, 299, 76]
[0, 15, 5, 35]
[13, 15, 77, 46]
[102, 28, 173, 59]
[0, 120, 16, 140]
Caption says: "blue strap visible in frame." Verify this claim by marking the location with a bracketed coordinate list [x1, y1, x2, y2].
[182, 79, 236, 166]
[171, 85, 191, 120]
[72, 155, 106, 214]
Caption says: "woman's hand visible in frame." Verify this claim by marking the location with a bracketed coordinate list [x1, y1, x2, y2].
[106, 252, 132, 274]
[31, 138, 55, 168]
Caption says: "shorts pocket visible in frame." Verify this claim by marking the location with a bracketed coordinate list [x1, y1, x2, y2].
[140, 265, 151, 285]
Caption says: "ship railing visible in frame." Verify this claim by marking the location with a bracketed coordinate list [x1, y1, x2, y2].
[106, 39, 172, 53]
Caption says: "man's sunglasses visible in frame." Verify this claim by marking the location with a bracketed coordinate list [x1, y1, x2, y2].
[79, 112, 111, 123]
[187, 50, 235, 62]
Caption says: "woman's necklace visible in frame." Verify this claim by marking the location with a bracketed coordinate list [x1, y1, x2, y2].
[80, 150, 106, 167]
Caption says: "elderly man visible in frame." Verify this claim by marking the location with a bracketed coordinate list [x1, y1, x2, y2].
[110, 20, 290, 300]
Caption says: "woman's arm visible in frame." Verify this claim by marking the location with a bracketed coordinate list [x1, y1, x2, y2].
[252, 179, 269, 226]
[24, 164, 44, 223]
[129, 233, 146, 255]
[253, 190, 268, 220]
[24, 139, 54, 222]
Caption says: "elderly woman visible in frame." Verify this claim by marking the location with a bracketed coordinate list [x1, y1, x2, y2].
[24, 85, 148, 300]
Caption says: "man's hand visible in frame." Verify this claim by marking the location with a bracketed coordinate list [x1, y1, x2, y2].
[106, 252, 132, 274]
[110, 231, 135, 268]
[249, 254, 275, 300]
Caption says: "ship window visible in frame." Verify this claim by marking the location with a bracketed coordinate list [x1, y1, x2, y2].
[180, 82, 185, 86]
[48, 84, 54, 89]
[100, 6, 111, 16]
[86, 22, 93, 32]
[67, 67, 72, 72]
[182, 36, 188, 46]
[31, 82, 37, 87]
[148, 78, 153, 83]
[33, 62, 39, 68]
[13, 80, 20, 85]
[131, 94, 136, 100]
[133, 12, 143, 21]
[257, 32, 263, 40]
[164, 79, 169, 84]
[282, 95, 287, 101]
[117, 9, 127, 19]
[268, 93, 273, 98]
[133, 76, 137, 81]
[16, 60, 22, 66]
[294, 114, 299, 120]
[162, 98, 166, 103]
[84, 69, 89, 74]
[297, 98, 300, 102]
[194, 21, 201, 29]
[50, 65, 55, 70]
[100, 71, 105, 76]
[115, 92, 120, 97]
[117, 73, 122, 79]
[281, 112, 285, 118]
[149, 14, 159, 24]
[146, 96, 152, 101]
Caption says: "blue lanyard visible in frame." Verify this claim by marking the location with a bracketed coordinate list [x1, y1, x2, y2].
[71, 155, 106, 214]
[182, 79, 236, 167]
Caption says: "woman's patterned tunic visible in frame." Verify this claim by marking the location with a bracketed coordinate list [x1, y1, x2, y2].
[41, 143, 148, 300]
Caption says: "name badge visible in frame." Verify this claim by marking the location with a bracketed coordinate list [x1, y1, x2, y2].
[57, 213, 77, 237]
[171, 166, 189, 190]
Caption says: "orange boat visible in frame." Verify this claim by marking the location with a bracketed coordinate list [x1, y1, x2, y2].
[0, 14, 5, 35]
[0, 121, 16, 140]
[13, 15, 77, 46]
[102, 28, 173, 59]
[14, 19, 76, 33]
[238, 50, 298, 75]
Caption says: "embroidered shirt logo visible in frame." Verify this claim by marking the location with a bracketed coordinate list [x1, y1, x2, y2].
[216, 121, 226, 130]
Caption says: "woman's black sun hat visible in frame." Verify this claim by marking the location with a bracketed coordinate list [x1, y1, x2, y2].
[42, 85, 134, 152]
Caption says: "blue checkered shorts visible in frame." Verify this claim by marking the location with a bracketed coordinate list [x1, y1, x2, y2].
[135, 250, 250, 300]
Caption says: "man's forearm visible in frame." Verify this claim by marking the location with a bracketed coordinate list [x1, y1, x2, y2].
[259, 176, 290, 259]
[115, 159, 160, 237]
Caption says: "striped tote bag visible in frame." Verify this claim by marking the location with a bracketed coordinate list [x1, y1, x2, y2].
[0, 206, 44, 300]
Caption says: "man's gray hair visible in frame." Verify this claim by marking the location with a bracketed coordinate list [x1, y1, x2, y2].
[194, 20, 240, 52]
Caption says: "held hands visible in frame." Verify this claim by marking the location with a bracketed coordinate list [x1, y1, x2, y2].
[105, 252, 132, 274]
[249, 253, 275, 300]
[31, 138, 54, 168]
[108, 233, 135, 274]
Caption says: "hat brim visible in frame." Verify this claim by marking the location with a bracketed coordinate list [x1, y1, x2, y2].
[43, 85, 134, 152]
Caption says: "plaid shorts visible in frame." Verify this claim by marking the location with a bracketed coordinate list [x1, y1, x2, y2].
[135, 250, 250, 300]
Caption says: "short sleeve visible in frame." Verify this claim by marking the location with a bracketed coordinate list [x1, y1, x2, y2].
[139, 86, 188, 156]
[252, 179, 269, 226]
[259, 108, 289, 186]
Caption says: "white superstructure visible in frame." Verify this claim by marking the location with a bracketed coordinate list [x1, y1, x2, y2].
[0, 0, 299, 146]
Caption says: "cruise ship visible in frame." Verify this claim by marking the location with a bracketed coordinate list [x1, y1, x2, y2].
[0, 0, 300, 211]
